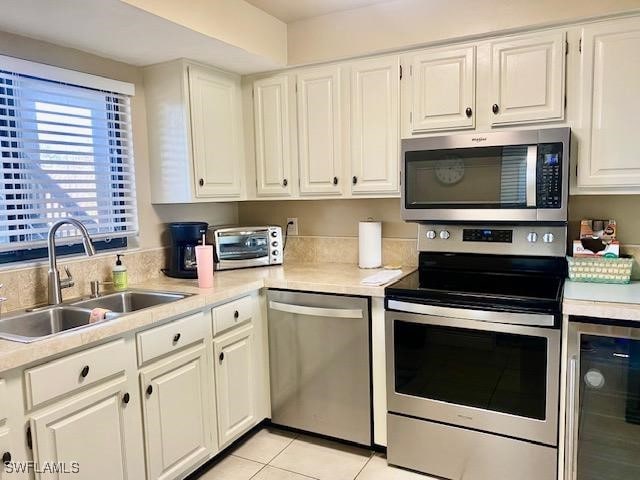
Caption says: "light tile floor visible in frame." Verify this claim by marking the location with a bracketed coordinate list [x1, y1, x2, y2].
[198, 427, 435, 480]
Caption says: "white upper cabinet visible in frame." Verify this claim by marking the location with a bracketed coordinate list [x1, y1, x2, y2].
[409, 46, 476, 133]
[575, 17, 640, 190]
[188, 65, 243, 198]
[253, 75, 294, 197]
[296, 66, 343, 195]
[144, 60, 244, 203]
[489, 31, 566, 125]
[350, 56, 400, 195]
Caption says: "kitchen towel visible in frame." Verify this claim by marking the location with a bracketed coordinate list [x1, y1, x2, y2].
[359, 220, 382, 268]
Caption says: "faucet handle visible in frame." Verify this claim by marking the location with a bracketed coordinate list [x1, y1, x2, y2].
[60, 266, 75, 289]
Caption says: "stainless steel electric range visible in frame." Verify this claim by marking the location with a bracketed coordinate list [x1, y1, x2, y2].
[385, 224, 567, 480]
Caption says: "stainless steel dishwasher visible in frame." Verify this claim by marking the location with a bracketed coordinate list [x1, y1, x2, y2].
[267, 290, 372, 446]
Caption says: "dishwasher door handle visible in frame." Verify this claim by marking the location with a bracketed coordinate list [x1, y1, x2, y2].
[269, 301, 363, 319]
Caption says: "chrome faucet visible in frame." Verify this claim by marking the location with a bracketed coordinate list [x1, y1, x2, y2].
[47, 219, 96, 305]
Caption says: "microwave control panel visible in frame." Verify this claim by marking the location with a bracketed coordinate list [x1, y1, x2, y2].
[537, 143, 563, 209]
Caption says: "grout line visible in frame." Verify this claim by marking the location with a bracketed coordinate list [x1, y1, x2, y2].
[264, 464, 320, 479]
[248, 463, 268, 479]
[353, 451, 376, 480]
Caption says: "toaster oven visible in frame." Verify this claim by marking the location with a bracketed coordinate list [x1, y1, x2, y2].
[209, 226, 283, 270]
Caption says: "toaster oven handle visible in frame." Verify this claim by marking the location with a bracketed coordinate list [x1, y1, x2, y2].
[526, 145, 538, 207]
[269, 301, 363, 319]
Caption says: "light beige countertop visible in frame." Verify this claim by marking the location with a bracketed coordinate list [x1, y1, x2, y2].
[563, 280, 640, 321]
[0, 263, 413, 372]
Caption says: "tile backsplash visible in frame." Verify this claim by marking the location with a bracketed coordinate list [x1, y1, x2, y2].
[284, 236, 418, 267]
[0, 248, 167, 313]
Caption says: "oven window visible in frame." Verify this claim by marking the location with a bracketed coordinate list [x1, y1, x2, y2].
[405, 145, 531, 209]
[218, 233, 268, 260]
[394, 320, 547, 420]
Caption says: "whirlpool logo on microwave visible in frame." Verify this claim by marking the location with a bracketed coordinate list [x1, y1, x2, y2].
[471, 136, 488, 142]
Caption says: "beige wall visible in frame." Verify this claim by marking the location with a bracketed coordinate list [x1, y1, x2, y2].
[0, 30, 237, 253]
[239, 195, 640, 245]
[122, 0, 287, 66]
[287, 0, 640, 65]
[239, 199, 417, 238]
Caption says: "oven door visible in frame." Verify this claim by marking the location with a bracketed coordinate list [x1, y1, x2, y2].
[214, 229, 270, 269]
[386, 302, 560, 446]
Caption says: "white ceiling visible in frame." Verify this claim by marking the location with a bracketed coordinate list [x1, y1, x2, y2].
[0, 0, 283, 73]
[245, 0, 393, 23]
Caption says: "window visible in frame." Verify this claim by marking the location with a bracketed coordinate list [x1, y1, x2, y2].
[0, 58, 137, 263]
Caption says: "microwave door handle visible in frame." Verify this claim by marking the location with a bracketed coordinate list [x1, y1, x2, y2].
[526, 145, 537, 207]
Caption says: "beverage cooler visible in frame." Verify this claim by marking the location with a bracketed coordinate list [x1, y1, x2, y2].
[566, 319, 640, 480]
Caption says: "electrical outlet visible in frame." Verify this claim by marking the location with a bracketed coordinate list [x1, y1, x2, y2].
[287, 217, 299, 236]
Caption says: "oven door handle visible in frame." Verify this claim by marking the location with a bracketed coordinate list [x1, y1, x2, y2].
[526, 145, 538, 207]
[269, 301, 363, 319]
[387, 300, 555, 327]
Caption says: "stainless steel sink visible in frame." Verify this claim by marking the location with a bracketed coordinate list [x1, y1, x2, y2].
[71, 290, 189, 313]
[0, 290, 190, 343]
[0, 307, 95, 343]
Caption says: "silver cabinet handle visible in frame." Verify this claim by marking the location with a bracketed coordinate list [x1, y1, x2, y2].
[526, 145, 538, 207]
[268, 301, 363, 319]
[566, 355, 578, 480]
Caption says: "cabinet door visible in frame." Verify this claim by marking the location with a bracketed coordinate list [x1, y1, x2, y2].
[188, 65, 242, 198]
[0, 428, 11, 480]
[490, 31, 565, 125]
[30, 378, 143, 480]
[577, 18, 640, 188]
[296, 66, 343, 195]
[253, 75, 294, 197]
[410, 46, 475, 133]
[350, 56, 400, 195]
[141, 346, 212, 480]
[214, 325, 255, 447]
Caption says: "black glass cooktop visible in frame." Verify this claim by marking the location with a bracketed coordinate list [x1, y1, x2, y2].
[386, 252, 566, 315]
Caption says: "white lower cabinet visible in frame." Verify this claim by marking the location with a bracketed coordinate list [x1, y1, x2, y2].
[0, 428, 12, 479]
[214, 324, 255, 447]
[29, 377, 144, 480]
[140, 345, 213, 480]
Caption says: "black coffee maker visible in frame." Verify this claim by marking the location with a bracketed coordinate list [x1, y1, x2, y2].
[163, 222, 208, 278]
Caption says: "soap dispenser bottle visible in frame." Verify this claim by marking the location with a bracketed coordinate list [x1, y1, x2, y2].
[113, 254, 128, 291]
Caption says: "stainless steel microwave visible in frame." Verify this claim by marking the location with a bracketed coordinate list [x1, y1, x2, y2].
[401, 128, 570, 223]
[209, 226, 283, 270]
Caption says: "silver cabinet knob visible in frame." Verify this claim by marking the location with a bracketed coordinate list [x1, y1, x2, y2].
[543, 233, 554, 243]
[426, 230, 437, 239]
[439, 230, 450, 240]
[527, 232, 539, 243]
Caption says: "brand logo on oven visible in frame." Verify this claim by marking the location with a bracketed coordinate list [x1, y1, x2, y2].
[471, 136, 487, 142]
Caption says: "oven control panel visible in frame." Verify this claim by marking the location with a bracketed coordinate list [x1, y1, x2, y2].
[418, 224, 567, 257]
[462, 229, 513, 243]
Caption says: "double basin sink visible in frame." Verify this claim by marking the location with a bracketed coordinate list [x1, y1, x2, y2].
[0, 290, 190, 343]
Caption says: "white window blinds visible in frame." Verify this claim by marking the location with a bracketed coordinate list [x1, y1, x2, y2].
[0, 66, 138, 252]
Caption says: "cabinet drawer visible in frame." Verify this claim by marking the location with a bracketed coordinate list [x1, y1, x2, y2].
[213, 296, 253, 336]
[25, 339, 127, 409]
[137, 312, 207, 365]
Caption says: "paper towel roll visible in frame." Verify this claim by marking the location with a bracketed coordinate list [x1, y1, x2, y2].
[359, 221, 382, 269]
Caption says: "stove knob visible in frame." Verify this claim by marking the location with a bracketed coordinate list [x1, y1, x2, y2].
[543, 233, 554, 243]
[527, 232, 539, 243]
[439, 230, 450, 240]
[426, 230, 437, 239]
